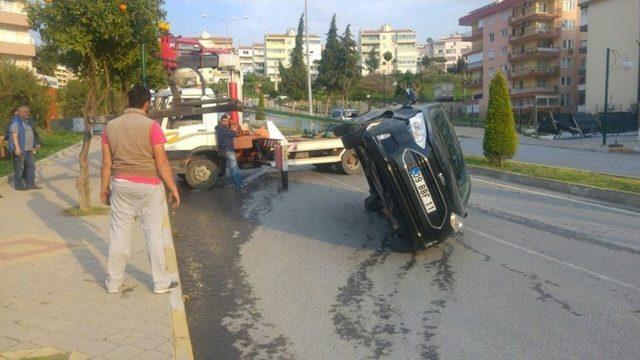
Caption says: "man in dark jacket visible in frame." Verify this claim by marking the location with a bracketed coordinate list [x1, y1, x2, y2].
[215, 114, 246, 190]
[8, 106, 41, 190]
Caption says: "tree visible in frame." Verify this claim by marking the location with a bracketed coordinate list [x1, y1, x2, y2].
[256, 93, 266, 120]
[59, 79, 88, 118]
[0, 60, 49, 128]
[26, 0, 166, 213]
[383, 51, 393, 71]
[336, 25, 360, 107]
[315, 14, 341, 113]
[33, 44, 59, 77]
[448, 57, 467, 74]
[483, 72, 517, 165]
[278, 14, 307, 107]
[421, 56, 432, 68]
[365, 45, 381, 74]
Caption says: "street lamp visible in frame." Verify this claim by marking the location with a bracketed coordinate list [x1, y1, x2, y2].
[202, 14, 249, 48]
[602, 48, 634, 146]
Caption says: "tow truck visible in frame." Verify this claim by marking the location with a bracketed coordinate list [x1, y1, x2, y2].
[148, 32, 361, 189]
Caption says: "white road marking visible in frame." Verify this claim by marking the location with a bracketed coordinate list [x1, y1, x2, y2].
[466, 227, 640, 293]
[472, 177, 640, 217]
[314, 173, 369, 194]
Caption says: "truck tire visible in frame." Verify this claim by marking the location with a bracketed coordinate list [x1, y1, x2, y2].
[338, 149, 363, 175]
[185, 157, 220, 189]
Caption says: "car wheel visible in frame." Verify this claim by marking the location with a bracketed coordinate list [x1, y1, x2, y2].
[185, 157, 220, 189]
[338, 149, 363, 175]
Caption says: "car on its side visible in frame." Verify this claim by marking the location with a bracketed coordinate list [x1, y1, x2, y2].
[336, 104, 470, 251]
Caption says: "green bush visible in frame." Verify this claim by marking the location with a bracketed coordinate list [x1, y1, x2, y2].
[0, 60, 50, 128]
[58, 79, 88, 118]
[256, 93, 266, 120]
[483, 72, 517, 165]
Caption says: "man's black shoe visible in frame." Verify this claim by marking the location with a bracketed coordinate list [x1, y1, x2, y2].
[15, 187, 28, 191]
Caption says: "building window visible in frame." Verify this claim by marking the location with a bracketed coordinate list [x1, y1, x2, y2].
[489, 33, 495, 42]
[561, 94, 572, 106]
[487, 49, 495, 60]
[487, 15, 494, 25]
[562, 20, 575, 30]
[502, 10, 509, 20]
[563, 1, 576, 11]
[562, 39, 573, 49]
[536, 78, 548, 87]
[489, 67, 495, 78]
[561, 77, 572, 86]
[561, 58, 572, 68]
[501, 47, 507, 56]
[500, 29, 508, 37]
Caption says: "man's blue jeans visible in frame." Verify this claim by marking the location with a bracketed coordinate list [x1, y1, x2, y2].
[225, 150, 245, 188]
[13, 151, 35, 189]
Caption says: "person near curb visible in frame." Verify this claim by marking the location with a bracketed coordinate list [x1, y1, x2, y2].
[7, 105, 42, 190]
[215, 114, 247, 191]
[100, 85, 181, 294]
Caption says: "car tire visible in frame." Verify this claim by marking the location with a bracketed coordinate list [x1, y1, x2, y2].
[185, 157, 220, 189]
[338, 149, 363, 175]
[364, 195, 383, 212]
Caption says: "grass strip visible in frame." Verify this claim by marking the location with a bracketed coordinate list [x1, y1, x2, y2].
[465, 154, 640, 194]
[0, 130, 84, 178]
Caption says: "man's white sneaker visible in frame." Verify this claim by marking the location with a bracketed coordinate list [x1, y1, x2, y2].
[105, 279, 122, 294]
[153, 281, 179, 294]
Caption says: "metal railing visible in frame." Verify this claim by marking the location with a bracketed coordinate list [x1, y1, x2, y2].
[510, 85, 559, 95]
[509, 27, 561, 42]
[508, 47, 560, 60]
[508, 66, 560, 78]
[509, 6, 562, 23]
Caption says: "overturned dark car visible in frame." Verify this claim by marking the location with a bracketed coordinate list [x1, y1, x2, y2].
[335, 104, 471, 251]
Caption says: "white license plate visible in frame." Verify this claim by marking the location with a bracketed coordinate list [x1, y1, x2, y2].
[410, 166, 437, 214]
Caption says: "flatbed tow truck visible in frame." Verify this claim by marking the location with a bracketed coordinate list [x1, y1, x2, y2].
[148, 32, 361, 189]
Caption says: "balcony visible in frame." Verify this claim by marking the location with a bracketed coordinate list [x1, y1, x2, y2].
[508, 66, 560, 80]
[0, 9, 30, 28]
[579, 46, 587, 54]
[509, 27, 561, 45]
[508, 6, 562, 26]
[578, 67, 586, 76]
[0, 41, 35, 57]
[464, 77, 483, 88]
[508, 47, 560, 62]
[510, 85, 559, 98]
[462, 27, 483, 42]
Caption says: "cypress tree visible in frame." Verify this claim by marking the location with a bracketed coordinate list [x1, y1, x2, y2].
[280, 14, 307, 103]
[483, 72, 517, 165]
[336, 25, 360, 107]
[315, 14, 341, 111]
[365, 45, 381, 74]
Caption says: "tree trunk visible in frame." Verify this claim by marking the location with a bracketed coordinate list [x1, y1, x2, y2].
[77, 54, 100, 212]
[324, 95, 331, 116]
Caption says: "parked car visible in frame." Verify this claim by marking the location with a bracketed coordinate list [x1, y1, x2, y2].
[336, 104, 470, 251]
[330, 108, 358, 121]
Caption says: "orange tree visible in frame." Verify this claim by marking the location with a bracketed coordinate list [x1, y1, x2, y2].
[26, 0, 166, 213]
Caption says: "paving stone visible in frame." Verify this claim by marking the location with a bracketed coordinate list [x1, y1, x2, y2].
[78, 340, 119, 357]
[155, 339, 173, 355]
[131, 334, 171, 351]
[0, 337, 17, 351]
[102, 344, 145, 360]
[135, 349, 172, 360]
[106, 332, 146, 346]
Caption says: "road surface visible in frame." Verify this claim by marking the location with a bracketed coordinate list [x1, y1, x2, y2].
[172, 168, 640, 359]
[461, 138, 640, 177]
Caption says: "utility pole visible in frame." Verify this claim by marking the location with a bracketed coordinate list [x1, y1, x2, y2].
[602, 48, 610, 146]
[305, 0, 313, 115]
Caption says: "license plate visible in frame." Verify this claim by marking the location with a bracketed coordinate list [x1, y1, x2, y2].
[410, 166, 437, 214]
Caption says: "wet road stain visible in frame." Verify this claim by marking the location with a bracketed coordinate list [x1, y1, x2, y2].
[469, 205, 640, 256]
[172, 178, 293, 359]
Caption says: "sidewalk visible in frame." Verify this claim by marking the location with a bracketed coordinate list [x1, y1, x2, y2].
[0, 139, 187, 359]
[455, 126, 640, 154]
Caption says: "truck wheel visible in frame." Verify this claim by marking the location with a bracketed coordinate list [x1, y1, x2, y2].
[313, 163, 334, 171]
[338, 149, 363, 175]
[185, 157, 220, 189]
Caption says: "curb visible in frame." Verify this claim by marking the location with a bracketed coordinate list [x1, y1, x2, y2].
[0, 140, 85, 188]
[163, 206, 194, 360]
[468, 165, 640, 209]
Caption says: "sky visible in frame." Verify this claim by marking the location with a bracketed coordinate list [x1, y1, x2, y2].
[163, 0, 492, 46]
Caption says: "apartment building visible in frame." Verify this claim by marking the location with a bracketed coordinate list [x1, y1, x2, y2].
[460, 0, 582, 117]
[195, 31, 233, 50]
[359, 24, 418, 75]
[0, 0, 35, 69]
[174, 31, 237, 86]
[238, 46, 254, 74]
[264, 28, 321, 84]
[252, 43, 265, 76]
[54, 65, 76, 87]
[579, 0, 639, 113]
[431, 33, 471, 71]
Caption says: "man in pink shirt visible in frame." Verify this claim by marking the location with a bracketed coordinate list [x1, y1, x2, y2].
[100, 85, 180, 294]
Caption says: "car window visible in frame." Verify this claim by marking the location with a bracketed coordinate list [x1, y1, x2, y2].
[431, 108, 467, 191]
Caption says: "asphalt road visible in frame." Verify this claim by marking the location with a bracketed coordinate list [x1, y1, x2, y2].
[461, 138, 640, 177]
[172, 168, 640, 359]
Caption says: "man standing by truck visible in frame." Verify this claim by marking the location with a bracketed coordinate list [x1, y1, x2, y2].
[216, 114, 246, 191]
[8, 105, 41, 190]
[100, 85, 180, 294]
